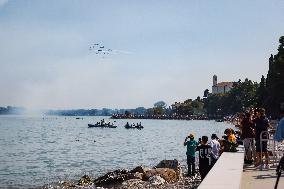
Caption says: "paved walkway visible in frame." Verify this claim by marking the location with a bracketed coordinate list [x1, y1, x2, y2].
[241, 164, 284, 189]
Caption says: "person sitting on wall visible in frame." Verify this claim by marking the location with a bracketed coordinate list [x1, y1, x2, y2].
[222, 128, 238, 152]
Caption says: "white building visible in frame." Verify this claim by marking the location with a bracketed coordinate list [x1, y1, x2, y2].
[212, 75, 233, 94]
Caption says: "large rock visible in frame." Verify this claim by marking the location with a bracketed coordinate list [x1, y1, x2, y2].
[144, 168, 177, 183]
[78, 175, 92, 186]
[94, 169, 143, 187]
[130, 166, 149, 175]
[121, 179, 146, 188]
[148, 175, 165, 185]
[154, 159, 182, 179]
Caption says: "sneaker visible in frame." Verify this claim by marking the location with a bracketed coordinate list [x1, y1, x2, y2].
[247, 160, 253, 165]
[255, 164, 263, 170]
[264, 164, 270, 170]
[244, 159, 253, 165]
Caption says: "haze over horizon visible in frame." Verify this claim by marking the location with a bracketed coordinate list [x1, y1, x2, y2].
[0, 0, 284, 109]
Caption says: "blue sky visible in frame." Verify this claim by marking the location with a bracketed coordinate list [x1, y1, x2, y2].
[0, 0, 284, 109]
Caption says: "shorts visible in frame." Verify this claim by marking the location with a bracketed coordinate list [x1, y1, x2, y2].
[256, 140, 267, 152]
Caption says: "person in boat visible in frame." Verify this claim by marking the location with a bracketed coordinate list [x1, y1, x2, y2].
[135, 123, 139, 128]
[139, 122, 142, 126]
[184, 133, 198, 176]
[100, 119, 104, 125]
[107, 122, 111, 126]
[126, 122, 130, 127]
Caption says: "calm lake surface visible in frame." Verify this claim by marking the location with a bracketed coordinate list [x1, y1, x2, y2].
[0, 116, 232, 188]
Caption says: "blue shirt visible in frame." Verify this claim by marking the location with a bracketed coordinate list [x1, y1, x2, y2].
[274, 117, 284, 142]
[186, 140, 198, 156]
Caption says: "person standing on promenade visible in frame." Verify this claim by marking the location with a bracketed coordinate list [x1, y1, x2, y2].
[196, 136, 212, 180]
[209, 134, 220, 166]
[184, 133, 198, 176]
[240, 112, 256, 164]
[274, 103, 284, 142]
[254, 108, 272, 169]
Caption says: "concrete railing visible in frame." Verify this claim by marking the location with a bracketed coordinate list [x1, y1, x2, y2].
[198, 146, 244, 189]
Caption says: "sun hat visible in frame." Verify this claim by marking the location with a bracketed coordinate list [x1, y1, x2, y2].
[188, 133, 194, 138]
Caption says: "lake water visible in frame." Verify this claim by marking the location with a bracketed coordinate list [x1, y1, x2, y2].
[0, 116, 232, 188]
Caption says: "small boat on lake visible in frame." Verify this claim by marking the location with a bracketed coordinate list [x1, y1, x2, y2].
[125, 125, 144, 129]
[124, 122, 144, 129]
[88, 123, 117, 128]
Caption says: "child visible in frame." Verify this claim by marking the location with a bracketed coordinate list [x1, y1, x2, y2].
[184, 133, 198, 176]
[196, 136, 212, 180]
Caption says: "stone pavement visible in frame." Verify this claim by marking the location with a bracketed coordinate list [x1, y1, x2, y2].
[241, 164, 284, 189]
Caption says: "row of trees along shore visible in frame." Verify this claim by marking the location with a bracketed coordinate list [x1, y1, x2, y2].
[116, 36, 284, 119]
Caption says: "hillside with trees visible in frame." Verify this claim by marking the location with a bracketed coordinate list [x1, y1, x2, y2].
[203, 36, 284, 118]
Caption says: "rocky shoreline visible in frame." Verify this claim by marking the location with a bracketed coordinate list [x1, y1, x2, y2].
[39, 160, 201, 189]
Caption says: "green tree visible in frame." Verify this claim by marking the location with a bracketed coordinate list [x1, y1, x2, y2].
[256, 75, 267, 108]
[124, 110, 131, 117]
[265, 36, 284, 117]
[153, 101, 167, 115]
[203, 89, 210, 98]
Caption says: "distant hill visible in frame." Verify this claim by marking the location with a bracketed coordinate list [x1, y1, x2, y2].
[0, 106, 26, 115]
[0, 106, 148, 116]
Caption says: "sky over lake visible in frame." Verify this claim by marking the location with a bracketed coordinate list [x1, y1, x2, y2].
[0, 0, 284, 109]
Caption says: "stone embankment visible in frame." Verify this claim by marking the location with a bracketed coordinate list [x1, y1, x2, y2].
[40, 159, 201, 189]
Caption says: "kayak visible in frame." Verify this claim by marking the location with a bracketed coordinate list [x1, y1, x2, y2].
[88, 124, 117, 128]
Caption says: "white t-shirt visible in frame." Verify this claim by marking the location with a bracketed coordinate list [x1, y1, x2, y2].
[209, 139, 220, 159]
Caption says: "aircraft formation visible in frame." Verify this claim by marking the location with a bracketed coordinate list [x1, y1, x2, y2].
[89, 43, 112, 55]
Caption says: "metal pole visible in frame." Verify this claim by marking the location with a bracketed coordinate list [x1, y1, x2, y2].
[274, 170, 281, 189]
[275, 156, 284, 189]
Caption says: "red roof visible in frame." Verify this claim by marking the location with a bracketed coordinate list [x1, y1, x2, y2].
[216, 82, 233, 87]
